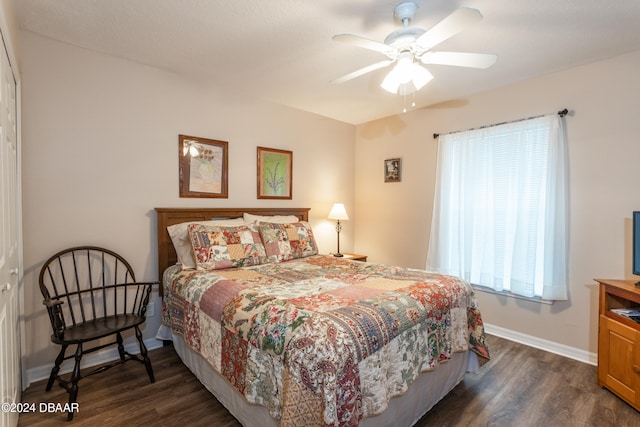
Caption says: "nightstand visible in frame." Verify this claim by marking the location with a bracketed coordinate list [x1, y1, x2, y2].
[339, 253, 367, 262]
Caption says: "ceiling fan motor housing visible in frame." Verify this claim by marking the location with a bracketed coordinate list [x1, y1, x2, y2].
[386, 2, 426, 53]
[384, 27, 426, 52]
[394, 1, 419, 23]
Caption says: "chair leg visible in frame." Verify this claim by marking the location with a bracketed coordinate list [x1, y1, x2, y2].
[67, 343, 83, 421]
[135, 326, 155, 383]
[116, 332, 126, 362]
[46, 344, 67, 391]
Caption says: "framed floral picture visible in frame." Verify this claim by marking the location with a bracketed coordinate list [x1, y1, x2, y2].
[179, 135, 228, 198]
[384, 157, 401, 182]
[257, 146, 292, 199]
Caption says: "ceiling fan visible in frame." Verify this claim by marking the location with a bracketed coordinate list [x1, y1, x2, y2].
[332, 1, 497, 95]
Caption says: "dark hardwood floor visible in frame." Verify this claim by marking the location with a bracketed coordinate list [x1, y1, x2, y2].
[18, 335, 640, 426]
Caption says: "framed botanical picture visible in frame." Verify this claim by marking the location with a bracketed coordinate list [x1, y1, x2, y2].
[384, 158, 401, 183]
[179, 135, 228, 198]
[257, 146, 292, 199]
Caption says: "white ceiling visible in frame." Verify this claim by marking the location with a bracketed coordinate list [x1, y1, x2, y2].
[13, 0, 640, 125]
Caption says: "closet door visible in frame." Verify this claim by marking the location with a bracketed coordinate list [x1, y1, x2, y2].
[0, 30, 19, 427]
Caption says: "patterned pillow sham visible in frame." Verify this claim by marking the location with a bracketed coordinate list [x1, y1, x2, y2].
[188, 223, 267, 270]
[168, 218, 247, 269]
[258, 221, 318, 262]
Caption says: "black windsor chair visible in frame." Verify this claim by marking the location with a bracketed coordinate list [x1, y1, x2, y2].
[38, 246, 157, 420]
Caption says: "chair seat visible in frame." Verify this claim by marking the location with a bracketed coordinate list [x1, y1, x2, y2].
[52, 314, 146, 344]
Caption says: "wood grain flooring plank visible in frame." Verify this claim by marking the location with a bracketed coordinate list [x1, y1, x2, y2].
[418, 335, 640, 427]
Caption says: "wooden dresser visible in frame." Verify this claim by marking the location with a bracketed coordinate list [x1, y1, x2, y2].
[597, 278, 640, 410]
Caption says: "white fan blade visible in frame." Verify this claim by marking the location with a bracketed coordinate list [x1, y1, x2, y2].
[333, 33, 397, 56]
[332, 60, 394, 84]
[420, 51, 497, 69]
[415, 7, 483, 51]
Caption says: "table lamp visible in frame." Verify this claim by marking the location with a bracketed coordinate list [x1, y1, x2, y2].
[328, 203, 349, 257]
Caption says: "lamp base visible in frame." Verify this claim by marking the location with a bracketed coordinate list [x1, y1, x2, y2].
[333, 253, 344, 257]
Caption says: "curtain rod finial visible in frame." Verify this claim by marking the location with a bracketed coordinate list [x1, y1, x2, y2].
[558, 109, 568, 117]
[433, 133, 439, 139]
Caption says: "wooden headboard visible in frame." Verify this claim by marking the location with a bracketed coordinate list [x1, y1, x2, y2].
[154, 207, 310, 296]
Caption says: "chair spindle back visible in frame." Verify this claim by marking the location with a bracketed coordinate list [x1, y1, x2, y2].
[39, 246, 150, 335]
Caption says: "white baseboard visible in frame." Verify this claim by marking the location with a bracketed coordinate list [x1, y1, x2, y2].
[25, 337, 164, 389]
[484, 323, 598, 366]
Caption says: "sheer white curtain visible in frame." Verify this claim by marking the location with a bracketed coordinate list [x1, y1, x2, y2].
[426, 114, 568, 300]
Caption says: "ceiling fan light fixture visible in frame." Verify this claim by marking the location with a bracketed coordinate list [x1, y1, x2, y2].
[394, 52, 415, 81]
[381, 53, 433, 94]
[381, 52, 414, 93]
[410, 64, 433, 90]
[381, 70, 402, 93]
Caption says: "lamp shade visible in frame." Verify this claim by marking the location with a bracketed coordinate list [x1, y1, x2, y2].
[328, 203, 349, 221]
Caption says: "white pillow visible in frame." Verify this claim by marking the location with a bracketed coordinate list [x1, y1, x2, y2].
[243, 213, 300, 224]
[167, 218, 247, 269]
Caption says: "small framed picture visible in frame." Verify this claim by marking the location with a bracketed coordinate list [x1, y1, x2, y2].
[179, 135, 228, 198]
[257, 146, 292, 199]
[384, 158, 401, 183]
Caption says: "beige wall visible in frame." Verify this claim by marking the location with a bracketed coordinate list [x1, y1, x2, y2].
[19, 31, 356, 375]
[354, 49, 640, 358]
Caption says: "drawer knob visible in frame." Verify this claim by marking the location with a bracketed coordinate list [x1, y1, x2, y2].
[634, 365, 640, 375]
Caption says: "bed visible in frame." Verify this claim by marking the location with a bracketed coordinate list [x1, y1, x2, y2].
[155, 207, 489, 427]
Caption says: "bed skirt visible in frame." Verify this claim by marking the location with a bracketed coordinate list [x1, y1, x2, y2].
[158, 325, 476, 427]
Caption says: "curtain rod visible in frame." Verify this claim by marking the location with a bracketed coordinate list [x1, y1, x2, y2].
[432, 108, 569, 139]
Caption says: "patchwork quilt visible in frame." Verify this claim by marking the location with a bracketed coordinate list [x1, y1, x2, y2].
[162, 255, 489, 426]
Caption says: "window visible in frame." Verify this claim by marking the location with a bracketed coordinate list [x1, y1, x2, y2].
[427, 114, 568, 300]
